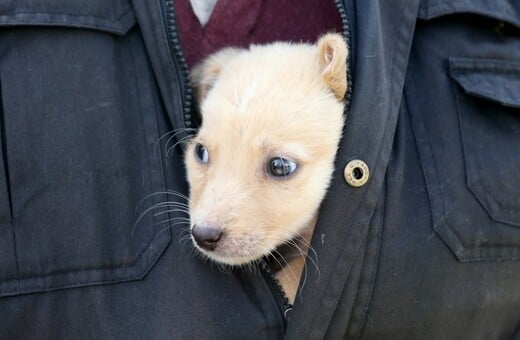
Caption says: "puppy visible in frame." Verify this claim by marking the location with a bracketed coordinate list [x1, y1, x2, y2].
[186, 33, 348, 304]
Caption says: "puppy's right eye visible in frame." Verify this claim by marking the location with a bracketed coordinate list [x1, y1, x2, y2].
[194, 143, 209, 164]
[267, 157, 297, 178]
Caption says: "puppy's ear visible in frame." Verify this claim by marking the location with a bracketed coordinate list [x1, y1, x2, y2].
[191, 47, 241, 103]
[317, 33, 348, 100]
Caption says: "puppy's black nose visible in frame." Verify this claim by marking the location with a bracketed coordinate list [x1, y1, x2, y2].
[191, 225, 223, 251]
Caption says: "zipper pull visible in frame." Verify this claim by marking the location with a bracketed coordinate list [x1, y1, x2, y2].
[284, 306, 293, 322]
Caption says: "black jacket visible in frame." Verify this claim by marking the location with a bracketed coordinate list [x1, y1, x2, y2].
[0, 0, 519, 339]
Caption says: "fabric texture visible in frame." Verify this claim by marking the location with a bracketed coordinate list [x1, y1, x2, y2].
[0, 0, 519, 339]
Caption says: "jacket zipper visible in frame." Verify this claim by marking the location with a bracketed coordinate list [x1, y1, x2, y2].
[335, 0, 354, 112]
[162, 0, 353, 329]
[163, 0, 194, 131]
[260, 261, 293, 326]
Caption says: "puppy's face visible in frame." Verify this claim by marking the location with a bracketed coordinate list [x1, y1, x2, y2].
[186, 34, 348, 265]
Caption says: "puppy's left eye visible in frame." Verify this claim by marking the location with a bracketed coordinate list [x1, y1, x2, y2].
[267, 157, 297, 178]
[194, 143, 209, 164]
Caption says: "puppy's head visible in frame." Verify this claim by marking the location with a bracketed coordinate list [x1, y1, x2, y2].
[186, 34, 348, 265]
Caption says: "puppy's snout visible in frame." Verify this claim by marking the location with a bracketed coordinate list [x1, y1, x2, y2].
[192, 225, 223, 251]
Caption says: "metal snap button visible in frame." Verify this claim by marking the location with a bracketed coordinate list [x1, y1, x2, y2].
[344, 159, 369, 187]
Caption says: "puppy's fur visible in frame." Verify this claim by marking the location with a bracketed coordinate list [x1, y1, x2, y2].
[186, 34, 348, 304]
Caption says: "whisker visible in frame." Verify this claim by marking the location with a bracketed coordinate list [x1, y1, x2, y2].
[135, 190, 190, 213]
[166, 135, 194, 158]
[268, 231, 321, 286]
[154, 216, 191, 226]
[154, 128, 197, 154]
[133, 199, 191, 236]
[271, 248, 299, 286]
[150, 202, 190, 212]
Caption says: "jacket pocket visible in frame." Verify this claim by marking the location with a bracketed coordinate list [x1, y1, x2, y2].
[442, 57, 520, 261]
[420, 58, 520, 263]
[0, 0, 136, 35]
[418, 0, 520, 28]
[450, 58, 520, 226]
[0, 0, 172, 297]
[409, 2, 520, 262]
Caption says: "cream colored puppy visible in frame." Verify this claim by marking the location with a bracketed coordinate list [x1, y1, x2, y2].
[186, 33, 348, 304]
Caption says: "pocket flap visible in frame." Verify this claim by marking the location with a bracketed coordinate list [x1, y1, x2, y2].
[449, 58, 520, 109]
[0, 0, 136, 35]
[418, 0, 520, 28]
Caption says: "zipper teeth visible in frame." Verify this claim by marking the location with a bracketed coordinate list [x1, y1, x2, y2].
[260, 261, 292, 313]
[164, 0, 193, 129]
[335, 0, 353, 112]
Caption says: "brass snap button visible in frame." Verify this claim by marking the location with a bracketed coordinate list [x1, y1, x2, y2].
[344, 159, 369, 187]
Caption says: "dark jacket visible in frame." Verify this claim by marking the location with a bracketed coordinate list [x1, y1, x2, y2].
[0, 0, 519, 339]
